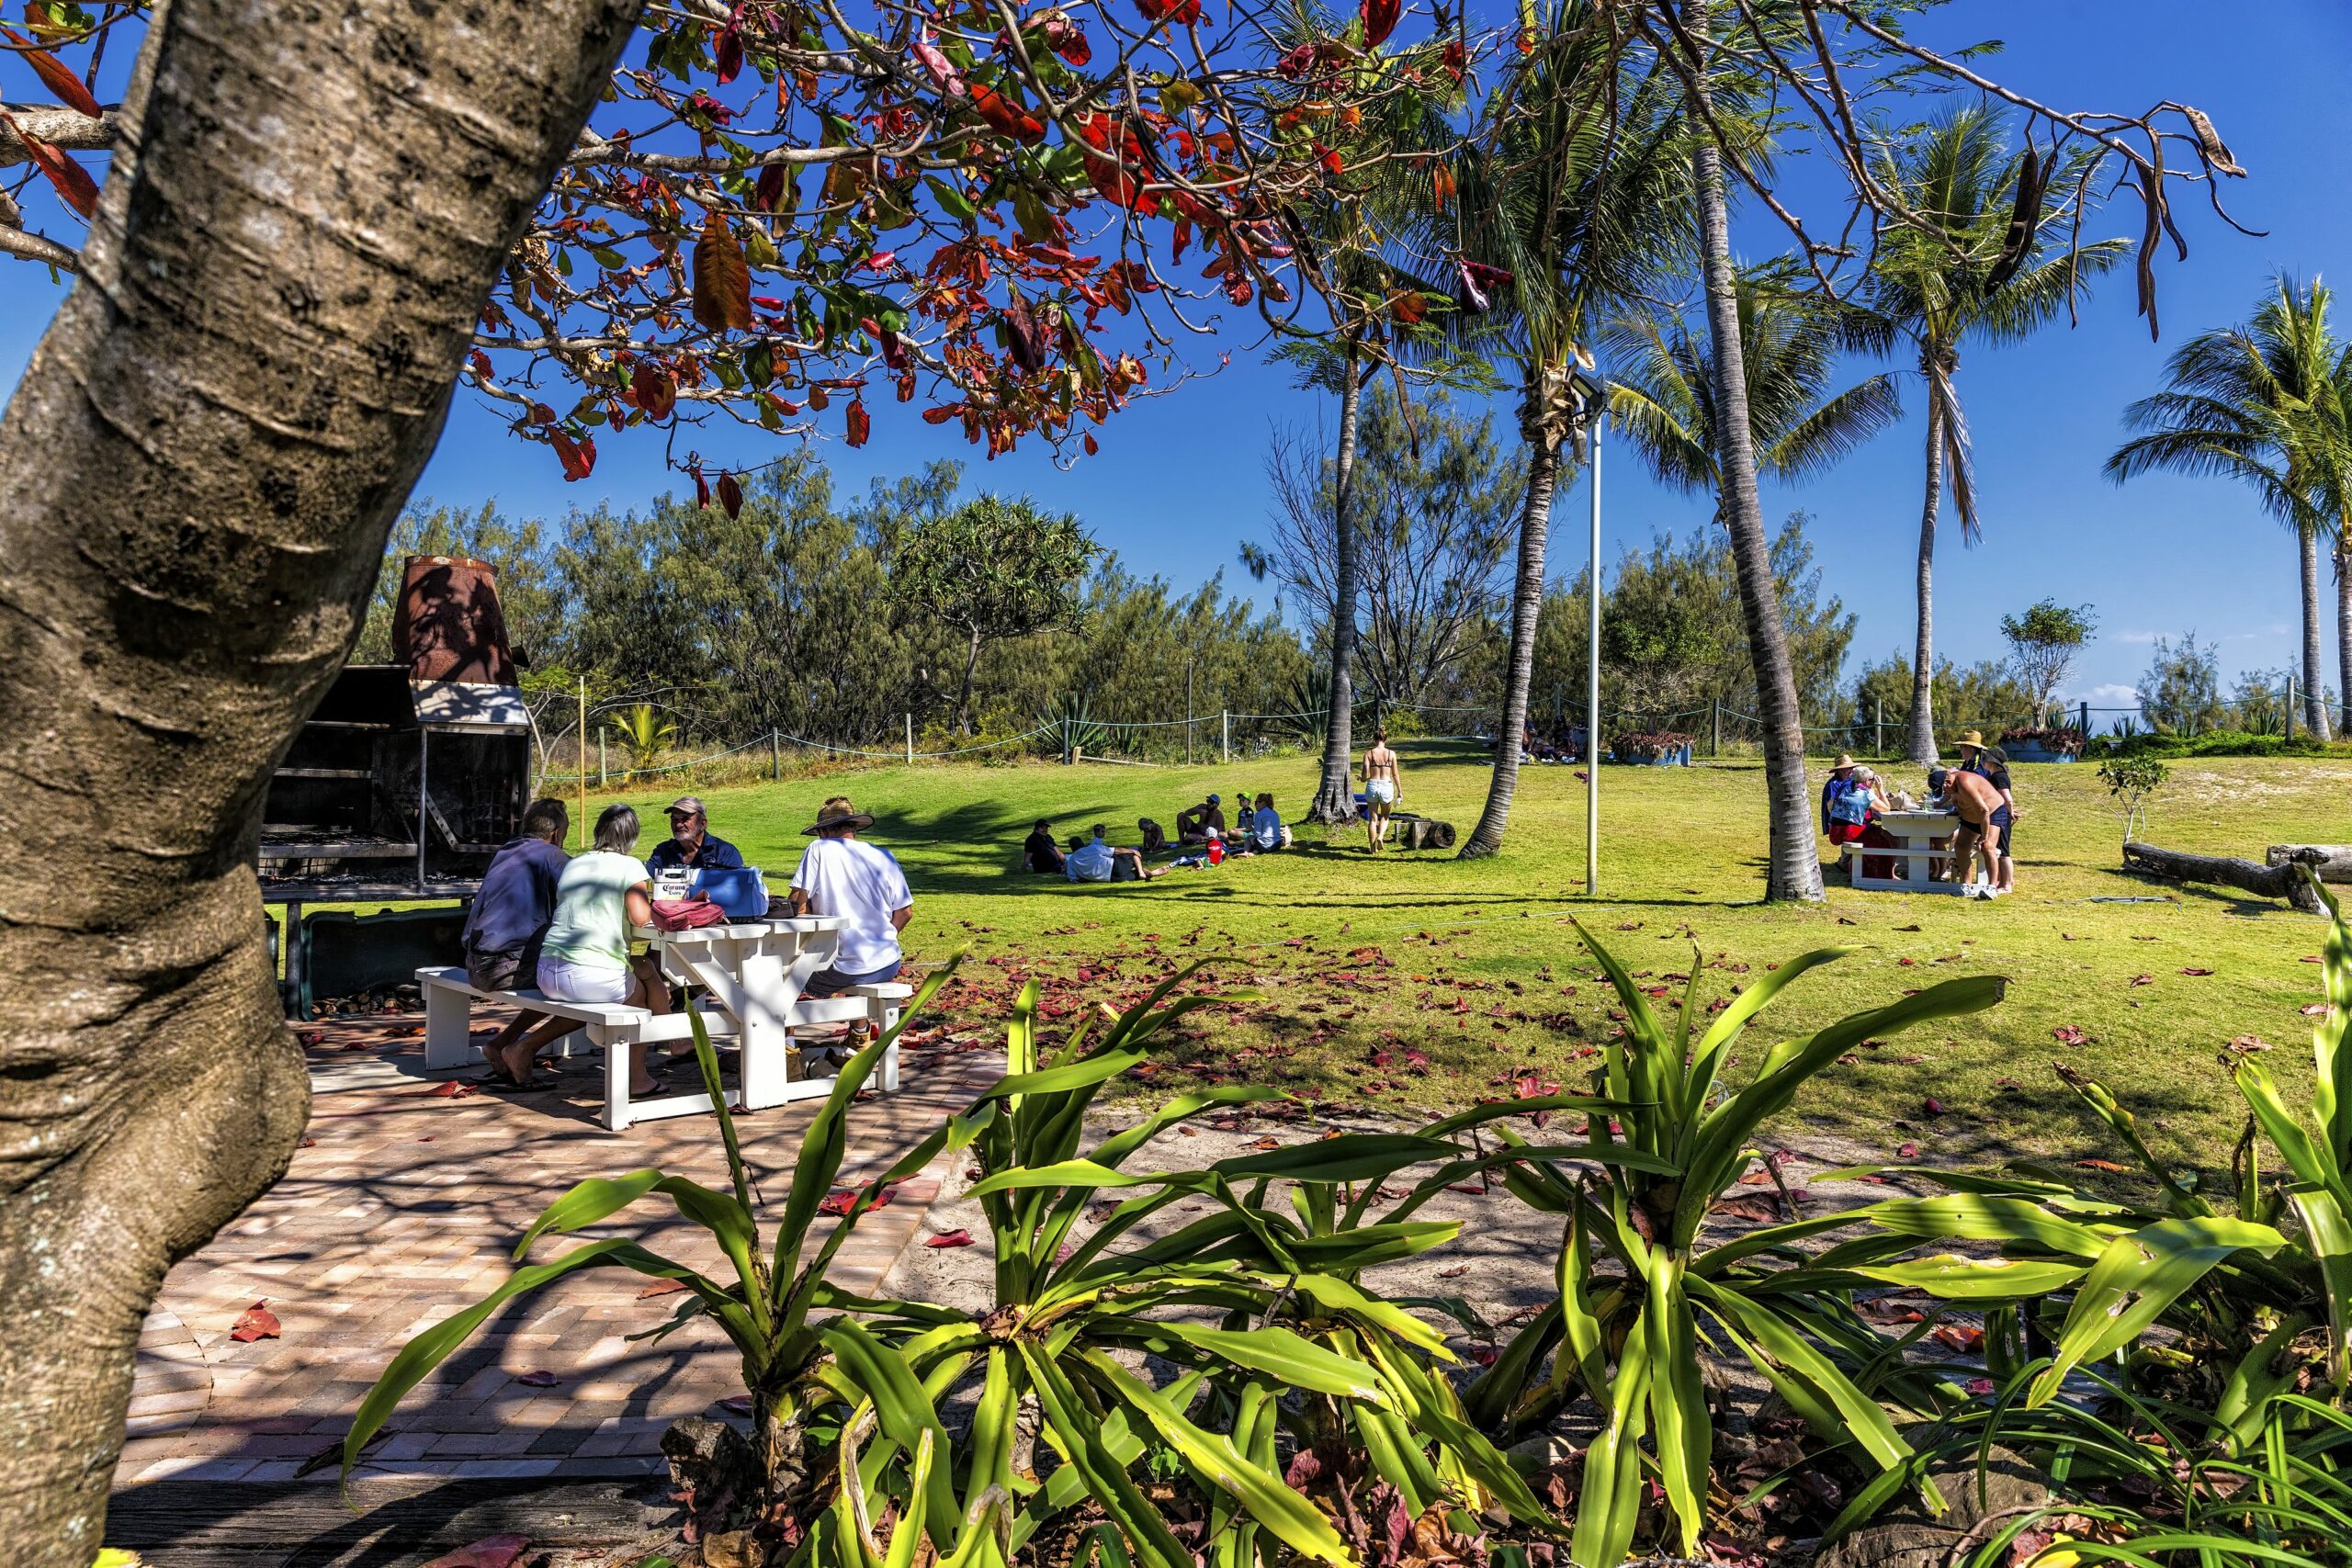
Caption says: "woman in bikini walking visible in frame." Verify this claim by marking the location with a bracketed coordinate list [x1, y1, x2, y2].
[1361, 728, 1403, 853]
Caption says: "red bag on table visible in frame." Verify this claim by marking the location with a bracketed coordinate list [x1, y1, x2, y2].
[651, 897, 729, 931]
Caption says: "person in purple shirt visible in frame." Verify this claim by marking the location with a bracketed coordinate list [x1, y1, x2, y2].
[462, 797, 570, 1086]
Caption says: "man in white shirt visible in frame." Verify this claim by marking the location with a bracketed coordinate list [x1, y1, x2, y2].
[787, 797, 914, 1002]
[1066, 825, 1161, 884]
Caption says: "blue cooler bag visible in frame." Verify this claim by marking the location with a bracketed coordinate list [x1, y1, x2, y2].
[690, 865, 771, 918]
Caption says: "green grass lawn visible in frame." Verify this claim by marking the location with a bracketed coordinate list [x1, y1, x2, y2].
[547, 745, 2352, 1169]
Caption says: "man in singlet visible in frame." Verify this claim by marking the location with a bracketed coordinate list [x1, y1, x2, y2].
[1361, 728, 1403, 853]
[1929, 765, 2003, 895]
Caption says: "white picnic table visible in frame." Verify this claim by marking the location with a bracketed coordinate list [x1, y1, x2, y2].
[419, 914, 910, 1131]
[1839, 808, 1991, 896]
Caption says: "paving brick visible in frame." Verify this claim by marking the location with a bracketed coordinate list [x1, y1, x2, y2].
[110, 1026, 1000, 1494]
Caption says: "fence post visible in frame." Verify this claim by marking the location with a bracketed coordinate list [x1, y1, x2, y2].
[1872, 700, 1882, 757]
[2079, 699, 2088, 737]
[905, 713, 914, 764]
[1221, 709, 1230, 764]
[1711, 699, 1720, 759]
[597, 729, 606, 788]
[771, 728, 781, 782]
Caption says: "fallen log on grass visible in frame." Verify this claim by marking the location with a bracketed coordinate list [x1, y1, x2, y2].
[2124, 840, 2324, 910]
[2269, 844, 2352, 884]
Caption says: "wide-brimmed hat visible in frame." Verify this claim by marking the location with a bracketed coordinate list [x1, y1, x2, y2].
[802, 796, 876, 835]
[1830, 753, 1856, 772]
[1956, 730, 1985, 751]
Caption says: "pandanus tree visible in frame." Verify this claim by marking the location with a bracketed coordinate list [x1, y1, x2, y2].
[1862, 105, 2125, 761]
[2108, 276, 2352, 739]
[0, 0, 1447, 1547]
[1603, 264, 1902, 506]
[1446, 2, 1691, 861]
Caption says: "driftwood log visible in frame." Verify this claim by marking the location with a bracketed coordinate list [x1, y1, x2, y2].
[2125, 841, 2325, 910]
[2270, 845, 2352, 884]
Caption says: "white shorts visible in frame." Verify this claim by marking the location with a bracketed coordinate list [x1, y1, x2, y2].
[1366, 778, 1397, 805]
[537, 955, 632, 1003]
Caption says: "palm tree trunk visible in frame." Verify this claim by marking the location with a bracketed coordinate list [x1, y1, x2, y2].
[1458, 373, 1563, 860]
[1907, 395, 1942, 763]
[1686, 0, 1822, 901]
[2301, 526, 2333, 739]
[1310, 340, 1363, 823]
[2337, 530, 2352, 740]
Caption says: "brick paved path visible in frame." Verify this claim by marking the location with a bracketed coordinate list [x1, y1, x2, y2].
[109, 1009, 1000, 1495]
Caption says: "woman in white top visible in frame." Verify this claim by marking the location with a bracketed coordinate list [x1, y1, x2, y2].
[535, 804, 670, 1097]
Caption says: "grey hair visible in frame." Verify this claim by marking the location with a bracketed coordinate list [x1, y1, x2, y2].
[594, 803, 641, 854]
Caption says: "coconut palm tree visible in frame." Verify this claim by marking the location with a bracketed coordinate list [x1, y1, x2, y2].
[1604, 265, 1902, 503]
[1444, 2, 1691, 860]
[1864, 105, 2126, 762]
[2108, 276, 2347, 739]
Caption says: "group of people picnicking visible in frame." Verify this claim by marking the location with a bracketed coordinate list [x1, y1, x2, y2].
[1019, 729, 1411, 883]
[1819, 728, 2018, 896]
[459, 793, 913, 1089]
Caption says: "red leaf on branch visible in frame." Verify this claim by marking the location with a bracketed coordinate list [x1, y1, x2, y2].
[1, 114, 97, 218]
[1, 28, 104, 118]
[633, 361, 677, 422]
[1135, 0, 1203, 25]
[717, 470, 744, 518]
[549, 429, 595, 481]
[714, 26, 744, 84]
[1360, 0, 1400, 48]
[692, 211, 755, 332]
[1441, 38, 1465, 81]
[231, 1301, 282, 1343]
[692, 465, 711, 510]
[967, 83, 1046, 145]
[925, 1229, 975, 1247]
[753, 162, 790, 212]
[845, 400, 871, 447]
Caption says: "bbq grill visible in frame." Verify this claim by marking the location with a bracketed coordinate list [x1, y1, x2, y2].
[259, 556, 535, 1011]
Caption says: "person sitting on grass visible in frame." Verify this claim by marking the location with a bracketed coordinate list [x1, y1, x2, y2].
[1235, 793, 1256, 839]
[1175, 793, 1225, 844]
[1250, 791, 1286, 852]
[1022, 818, 1065, 875]
[1066, 825, 1163, 884]
[1137, 817, 1168, 855]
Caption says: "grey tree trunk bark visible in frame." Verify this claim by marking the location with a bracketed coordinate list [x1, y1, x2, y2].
[1907, 394, 1943, 764]
[1458, 375, 1565, 860]
[0, 0, 639, 1555]
[2301, 526, 2334, 739]
[956, 624, 984, 735]
[1685, 0, 1822, 901]
[1309, 341, 1364, 824]
[2336, 532, 2352, 741]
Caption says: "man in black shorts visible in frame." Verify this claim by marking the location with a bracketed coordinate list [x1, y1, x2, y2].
[1956, 731, 2017, 893]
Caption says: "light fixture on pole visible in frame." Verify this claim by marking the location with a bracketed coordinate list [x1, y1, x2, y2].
[1575, 367, 1607, 899]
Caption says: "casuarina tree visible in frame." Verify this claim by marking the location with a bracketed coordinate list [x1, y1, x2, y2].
[885, 494, 1099, 732]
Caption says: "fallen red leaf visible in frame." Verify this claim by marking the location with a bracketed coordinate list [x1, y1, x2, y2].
[2129, 973, 2155, 987]
[2304, 1004, 2333, 1017]
[925, 1229, 975, 1248]
[1896, 1141, 1918, 1159]
[719, 1393, 756, 1416]
[1437, 1266, 1468, 1280]
[1711, 1197, 1781, 1224]
[1923, 1097, 1946, 1115]
[2051, 1024, 2088, 1045]
[230, 1301, 281, 1343]
[638, 1278, 690, 1299]
[420, 1534, 532, 1568]
[1965, 1377, 1996, 1396]
[1931, 1324, 1984, 1353]
[514, 1370, 560, 1388]
[426, 1080, 480, 1099]
[2075, 1158, 2130, 1173]
[2179, 967, 2214, 976]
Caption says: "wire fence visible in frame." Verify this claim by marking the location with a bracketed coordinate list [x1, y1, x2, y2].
[532, 681, 2350, 794]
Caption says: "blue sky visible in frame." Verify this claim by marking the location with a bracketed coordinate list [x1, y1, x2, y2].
[5, 0, 2345, 712]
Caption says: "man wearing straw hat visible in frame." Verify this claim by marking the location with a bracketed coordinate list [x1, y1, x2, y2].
[787, 796, 914, 1005]
[1818, 753, 1859, 837]
[1954, 731, 2018, 893]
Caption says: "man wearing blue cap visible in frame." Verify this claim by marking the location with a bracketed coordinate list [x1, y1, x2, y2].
[1174, 792, 1226, 845]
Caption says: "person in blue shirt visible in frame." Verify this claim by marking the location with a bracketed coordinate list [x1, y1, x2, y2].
[1066, 825, 1163, 884]
[647, 795, 747, 873]
[1249, 792, 1285, 852]
[461, 797, 570, 1086]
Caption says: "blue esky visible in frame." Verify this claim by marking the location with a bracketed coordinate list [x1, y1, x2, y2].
[4, 0, 2345, 711]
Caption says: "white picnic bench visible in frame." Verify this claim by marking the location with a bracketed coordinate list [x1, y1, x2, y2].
[1838, 808, 1991, 896]
[418, 916, 914, 1131]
